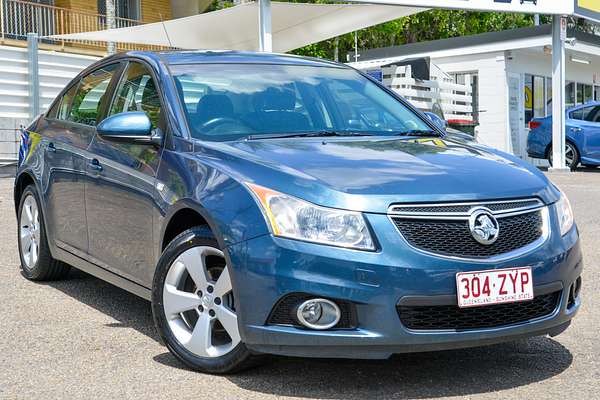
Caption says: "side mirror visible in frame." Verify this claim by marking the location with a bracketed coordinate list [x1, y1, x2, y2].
[97, 112, 161, 146]
[424, 111, 448, 131]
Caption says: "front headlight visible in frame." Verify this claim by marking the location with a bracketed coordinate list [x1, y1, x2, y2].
[246, 183, 375, 250]
[556, 190, 574, 236]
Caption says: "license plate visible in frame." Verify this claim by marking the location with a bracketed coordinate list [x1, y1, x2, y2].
[456, 267, 533, 308]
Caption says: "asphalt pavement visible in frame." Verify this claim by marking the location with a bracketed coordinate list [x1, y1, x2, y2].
[0, 172, 599, 399]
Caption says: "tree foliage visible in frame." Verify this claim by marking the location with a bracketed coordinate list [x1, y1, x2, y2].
[292, 10, 544, 61]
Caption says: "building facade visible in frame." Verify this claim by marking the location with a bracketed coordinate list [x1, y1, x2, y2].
[0, 0, 217, 54]
[0, 0, 212, 165]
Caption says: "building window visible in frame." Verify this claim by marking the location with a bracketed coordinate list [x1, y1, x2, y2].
[546, 77, 552, 112]
[451, 72, 479, 123]
[524, 74, 547, 126]
[97, 0, 141, 21]
[566, 82, 576, 108]
[524, 74, 532, 125]
[578, 83, 592, 105]
[533, 76, 545, 119]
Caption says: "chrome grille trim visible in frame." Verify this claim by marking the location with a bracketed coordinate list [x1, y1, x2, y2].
[388, 198, 545, 219]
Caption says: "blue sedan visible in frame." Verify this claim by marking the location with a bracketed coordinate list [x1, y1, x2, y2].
[15, 51, 582, 373]
[527, 102, 600, 170]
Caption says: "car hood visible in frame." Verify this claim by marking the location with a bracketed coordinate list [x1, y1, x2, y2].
[199, 136, 558, 214]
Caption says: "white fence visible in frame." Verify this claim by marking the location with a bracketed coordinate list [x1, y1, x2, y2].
[0, 43, 98, 163]
[378, 63, 474, 122]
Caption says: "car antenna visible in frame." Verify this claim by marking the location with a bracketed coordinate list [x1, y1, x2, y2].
[159, 13, 174, 48]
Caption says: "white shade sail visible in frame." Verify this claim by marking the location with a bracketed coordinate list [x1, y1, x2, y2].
[49, 2, 424, 53]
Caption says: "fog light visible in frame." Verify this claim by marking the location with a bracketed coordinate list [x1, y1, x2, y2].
[573, 277, 582, 299]
[296, 298, 341, 330]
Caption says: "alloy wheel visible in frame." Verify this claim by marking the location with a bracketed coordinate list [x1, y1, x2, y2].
[565, 143, 576, 168]
[162, 246, 240, 358]
[548, 143, 578, 169]
[19, 194, 40, 269]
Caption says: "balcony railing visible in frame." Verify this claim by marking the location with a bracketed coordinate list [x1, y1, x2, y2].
[0, 0, 166, 51]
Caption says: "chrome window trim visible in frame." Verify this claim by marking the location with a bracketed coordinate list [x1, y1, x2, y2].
[388, 206, 551, 263]
[388, 198, 544, 218]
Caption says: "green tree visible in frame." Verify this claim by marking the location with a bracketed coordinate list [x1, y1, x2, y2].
[293, 10, 540, 60]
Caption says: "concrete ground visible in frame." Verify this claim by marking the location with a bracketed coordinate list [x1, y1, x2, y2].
[0, 173, 598, 400]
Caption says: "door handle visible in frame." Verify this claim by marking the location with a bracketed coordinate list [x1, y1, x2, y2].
[571, 127, 582, 133]
[89, 158, 103, 172]
[47, 142, 56, 152]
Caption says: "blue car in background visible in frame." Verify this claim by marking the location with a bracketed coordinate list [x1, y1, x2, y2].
[527, 102, 600, 170]
[15, 51, 582, 374]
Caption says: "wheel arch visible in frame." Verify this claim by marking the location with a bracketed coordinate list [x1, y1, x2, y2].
[159, 200, 226, 252]
[14, 171, 36, 213]
[161, 206, 209, 251]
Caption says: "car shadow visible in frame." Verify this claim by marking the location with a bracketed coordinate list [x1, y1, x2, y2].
[46, 270, 572, 399]
[44, 268, 160, 343]
[221, 338, 572, 399]
[540, 166, 600, 173]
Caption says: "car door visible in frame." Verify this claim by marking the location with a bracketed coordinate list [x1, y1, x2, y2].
[569, 105, 600, 162]
[85, 60, 164, 286]
[42, 64, 120, 257]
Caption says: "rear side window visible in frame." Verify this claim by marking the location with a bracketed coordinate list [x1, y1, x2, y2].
[57, 84, 79, 120]
[110, 62, 162, 128]
[68, 64, 119, 126]
[46, 98, 60, 119]
[570, 106, 600, 122]
[585, 106, 600, 123]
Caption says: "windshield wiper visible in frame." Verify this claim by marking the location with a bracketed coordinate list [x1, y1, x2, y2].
[246, 131, 374, 140]
[393, 129, 441, 137]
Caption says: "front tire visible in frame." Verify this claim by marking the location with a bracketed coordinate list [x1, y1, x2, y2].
[151, 226, 260, 374]
[17, 184, 70, 281]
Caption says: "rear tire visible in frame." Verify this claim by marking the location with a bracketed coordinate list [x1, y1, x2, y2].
[546, 142, 580, 171]
[152, 226, 263, 374]
[17, 184, 70, 281]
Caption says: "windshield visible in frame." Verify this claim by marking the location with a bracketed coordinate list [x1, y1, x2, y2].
[170, 63, 433, 141]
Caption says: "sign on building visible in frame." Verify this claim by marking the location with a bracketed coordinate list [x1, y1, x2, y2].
[345, 0, 572, 15]
[575, 0, 600, 24]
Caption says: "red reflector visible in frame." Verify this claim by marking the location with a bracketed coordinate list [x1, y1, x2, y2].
[529, 121, 542, 129]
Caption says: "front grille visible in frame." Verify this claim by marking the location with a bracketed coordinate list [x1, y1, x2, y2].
[267, 293, 357, 329]
[398, 291, 561, 330]
[391, 210, 544, 259]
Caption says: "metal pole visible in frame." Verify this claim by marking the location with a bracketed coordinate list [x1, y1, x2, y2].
[354, 31, 358, 62]
[334, 36, 339, 62]
[1, 0, 5, 40]
[550, 15, 568, 172]
[258, 0, 272, 52]
[105, 0, 116, 55]
[27, 33, 40, 119]
[534, 14, 540, 26]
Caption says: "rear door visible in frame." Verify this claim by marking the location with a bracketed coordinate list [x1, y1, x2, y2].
[85, 60, 164, 286]
[42, 63, 120, 257]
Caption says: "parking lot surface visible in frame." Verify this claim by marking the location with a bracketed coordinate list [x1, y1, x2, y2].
[0, 172, 599, 400]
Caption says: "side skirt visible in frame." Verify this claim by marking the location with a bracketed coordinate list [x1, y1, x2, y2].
[53, 246, 152, 301]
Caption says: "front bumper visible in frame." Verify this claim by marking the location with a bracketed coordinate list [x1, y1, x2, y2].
[226, 212, 582, 359]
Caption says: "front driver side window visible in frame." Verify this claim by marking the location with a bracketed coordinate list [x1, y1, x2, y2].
[110, 62, 162, 128]
[68, 64, 118, 126]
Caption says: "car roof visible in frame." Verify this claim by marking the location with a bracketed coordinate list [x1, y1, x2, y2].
[569, 101, 600, 111]
[118, 50, 345, 68]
